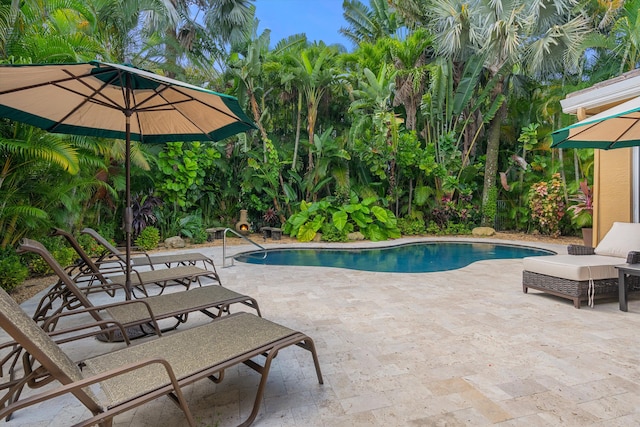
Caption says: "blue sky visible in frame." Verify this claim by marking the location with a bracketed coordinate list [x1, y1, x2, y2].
[254, 0, 350, 49]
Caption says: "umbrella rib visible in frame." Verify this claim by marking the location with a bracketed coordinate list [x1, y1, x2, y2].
[0, 72, 90, 96]
[609, 118, 640, 148]
[566, 116, 639, 149]
[129, 85, 245, 141]
[48, 70, 126, 132]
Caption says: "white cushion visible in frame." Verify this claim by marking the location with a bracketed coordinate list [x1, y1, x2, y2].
[594, 222, 640, 258]
[523, 254, 623, 281]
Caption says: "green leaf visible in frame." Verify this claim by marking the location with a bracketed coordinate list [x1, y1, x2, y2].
[365, 224, 387, 242]
[371, 206, 388, 222]
[297, 223, 317, 242]
[351, 211, 371, 228]
[310, 215, 326, 231]
[332, 210, 348, 231]
[414, 186, 432, 206]
[362, 196, 377, 206]
[343, 203, 359, 213]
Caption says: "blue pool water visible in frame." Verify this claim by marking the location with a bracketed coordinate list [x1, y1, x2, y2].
[234, 242, 555, 273]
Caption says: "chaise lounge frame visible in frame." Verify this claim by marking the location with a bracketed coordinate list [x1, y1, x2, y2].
[53, 228, 221, 298]
[82, 227, 218, 271]
[0, 287, 323, 427]
[18, 238, 261, 338]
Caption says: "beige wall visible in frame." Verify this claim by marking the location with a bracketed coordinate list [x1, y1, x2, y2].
[593, 148, 633, 244]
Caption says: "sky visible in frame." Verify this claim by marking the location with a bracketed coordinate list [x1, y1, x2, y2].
[254, 0, 351, 49]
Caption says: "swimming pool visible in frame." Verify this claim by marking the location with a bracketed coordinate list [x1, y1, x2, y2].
[234, 242, 555, 273]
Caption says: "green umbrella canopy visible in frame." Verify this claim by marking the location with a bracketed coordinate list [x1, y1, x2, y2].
[551, 96, 640, 150]
[0, 61, 256, 142]
[0, 61, 256, 293]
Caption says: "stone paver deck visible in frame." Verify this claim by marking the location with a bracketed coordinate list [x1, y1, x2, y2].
[4, 237, 640, 426]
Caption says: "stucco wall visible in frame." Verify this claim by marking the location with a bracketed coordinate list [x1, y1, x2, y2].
[594, 148, 633, 243]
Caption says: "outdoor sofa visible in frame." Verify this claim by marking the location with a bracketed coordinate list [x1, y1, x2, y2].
[522, 222, 640, 308]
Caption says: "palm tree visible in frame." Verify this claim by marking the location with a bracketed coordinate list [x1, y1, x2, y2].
[394, 0, 589, 225]
[228, 22, 271, 161]
[580, 0, 640, 75]
[286, 44, 339, 187]
[0, 122, 79, 247]
[340, 0, 405, 46]
[388, 28, 434, 131]
[1, 0, 107, 62]
[349, 65, 400, 198]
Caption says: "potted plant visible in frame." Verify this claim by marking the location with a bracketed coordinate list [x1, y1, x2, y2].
[567, 180, 593, 246]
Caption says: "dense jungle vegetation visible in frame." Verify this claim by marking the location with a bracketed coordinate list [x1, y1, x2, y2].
[0, 0, 635, 288]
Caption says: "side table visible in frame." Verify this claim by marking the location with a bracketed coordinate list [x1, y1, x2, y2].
[616, 263, 640, 311]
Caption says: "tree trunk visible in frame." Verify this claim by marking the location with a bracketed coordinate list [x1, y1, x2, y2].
[247, 86, 269, 163]
[291, 91, 302, 172]
[481, 102, 506, 226]
[306, 100, 317, 201]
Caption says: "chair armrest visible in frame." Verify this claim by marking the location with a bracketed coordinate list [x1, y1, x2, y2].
[0, 358, 187, 425]
[627, 251, 640, 264]
[41, 299, 162, 338]
[47, 320, 134, 346]
[567, 244, 595, 255]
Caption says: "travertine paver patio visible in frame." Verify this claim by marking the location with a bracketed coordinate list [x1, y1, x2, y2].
[4, 237, 640, 426]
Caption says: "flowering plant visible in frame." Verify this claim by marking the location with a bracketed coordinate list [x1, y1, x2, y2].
[567, 180, 593, 228]
[528, 173, 566, 238]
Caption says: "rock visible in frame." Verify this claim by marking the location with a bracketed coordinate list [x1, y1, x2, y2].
[312, 233, 323, 242]
[164, 236, 185, 248]
[472, 227, 495, 237]
[347, 231, 365, 241]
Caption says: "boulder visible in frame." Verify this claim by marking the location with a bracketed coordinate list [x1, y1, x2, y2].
[472, 227, 495, 237]
[164, 236, 186, 248]
[347, 231, 365, 241]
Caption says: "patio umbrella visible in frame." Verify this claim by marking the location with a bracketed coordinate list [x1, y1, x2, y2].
[551, 95, 640, 149]
[0, 61, 256, 293]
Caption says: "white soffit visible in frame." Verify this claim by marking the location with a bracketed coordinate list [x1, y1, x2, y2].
[561, 69, 640, 116]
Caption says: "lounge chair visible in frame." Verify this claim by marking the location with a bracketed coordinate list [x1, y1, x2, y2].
[18, 238, 261, 339]
[53, 228, 221, 298]
[0, 286, 323, 427]
[523, 222, 640, 308]
[81, 227, 217, 271]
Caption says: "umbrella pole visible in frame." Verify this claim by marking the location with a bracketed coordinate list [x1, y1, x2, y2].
[124, 112, 132, 299]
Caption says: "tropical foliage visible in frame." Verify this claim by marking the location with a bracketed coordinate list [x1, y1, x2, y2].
[0, 0, 634, 287]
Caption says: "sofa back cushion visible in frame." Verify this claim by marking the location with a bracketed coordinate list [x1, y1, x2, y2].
[594, 222, 640, 258]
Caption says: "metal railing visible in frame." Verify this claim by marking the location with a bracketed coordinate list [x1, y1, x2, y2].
[222, 227, 266, 267]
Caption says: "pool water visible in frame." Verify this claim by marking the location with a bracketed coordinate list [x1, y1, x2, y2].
[234, 242, 555, 273]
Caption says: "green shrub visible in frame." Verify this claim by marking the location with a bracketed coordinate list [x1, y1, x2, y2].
[397, 217, 426, 235]
[284, 195, 401, 242]
[0, 249, 29, 291]
[135, 226, 160, 251]
[191, 228, 208, 244]
[77, 233, 105, 257]
[320, 223, 349, 242]
[425, 220, 471, 235]
[178, 213, 207, 244]
[28, 246, 76, 276]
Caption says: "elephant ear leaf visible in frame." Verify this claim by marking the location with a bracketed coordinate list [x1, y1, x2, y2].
[371, 206, 388, 222]
[332, 210, 348, 231]
[297, 223, 317, 242]
[365, 224, 387, 242]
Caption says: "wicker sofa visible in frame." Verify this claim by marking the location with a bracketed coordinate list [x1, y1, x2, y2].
[523, 222, 640, 308]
